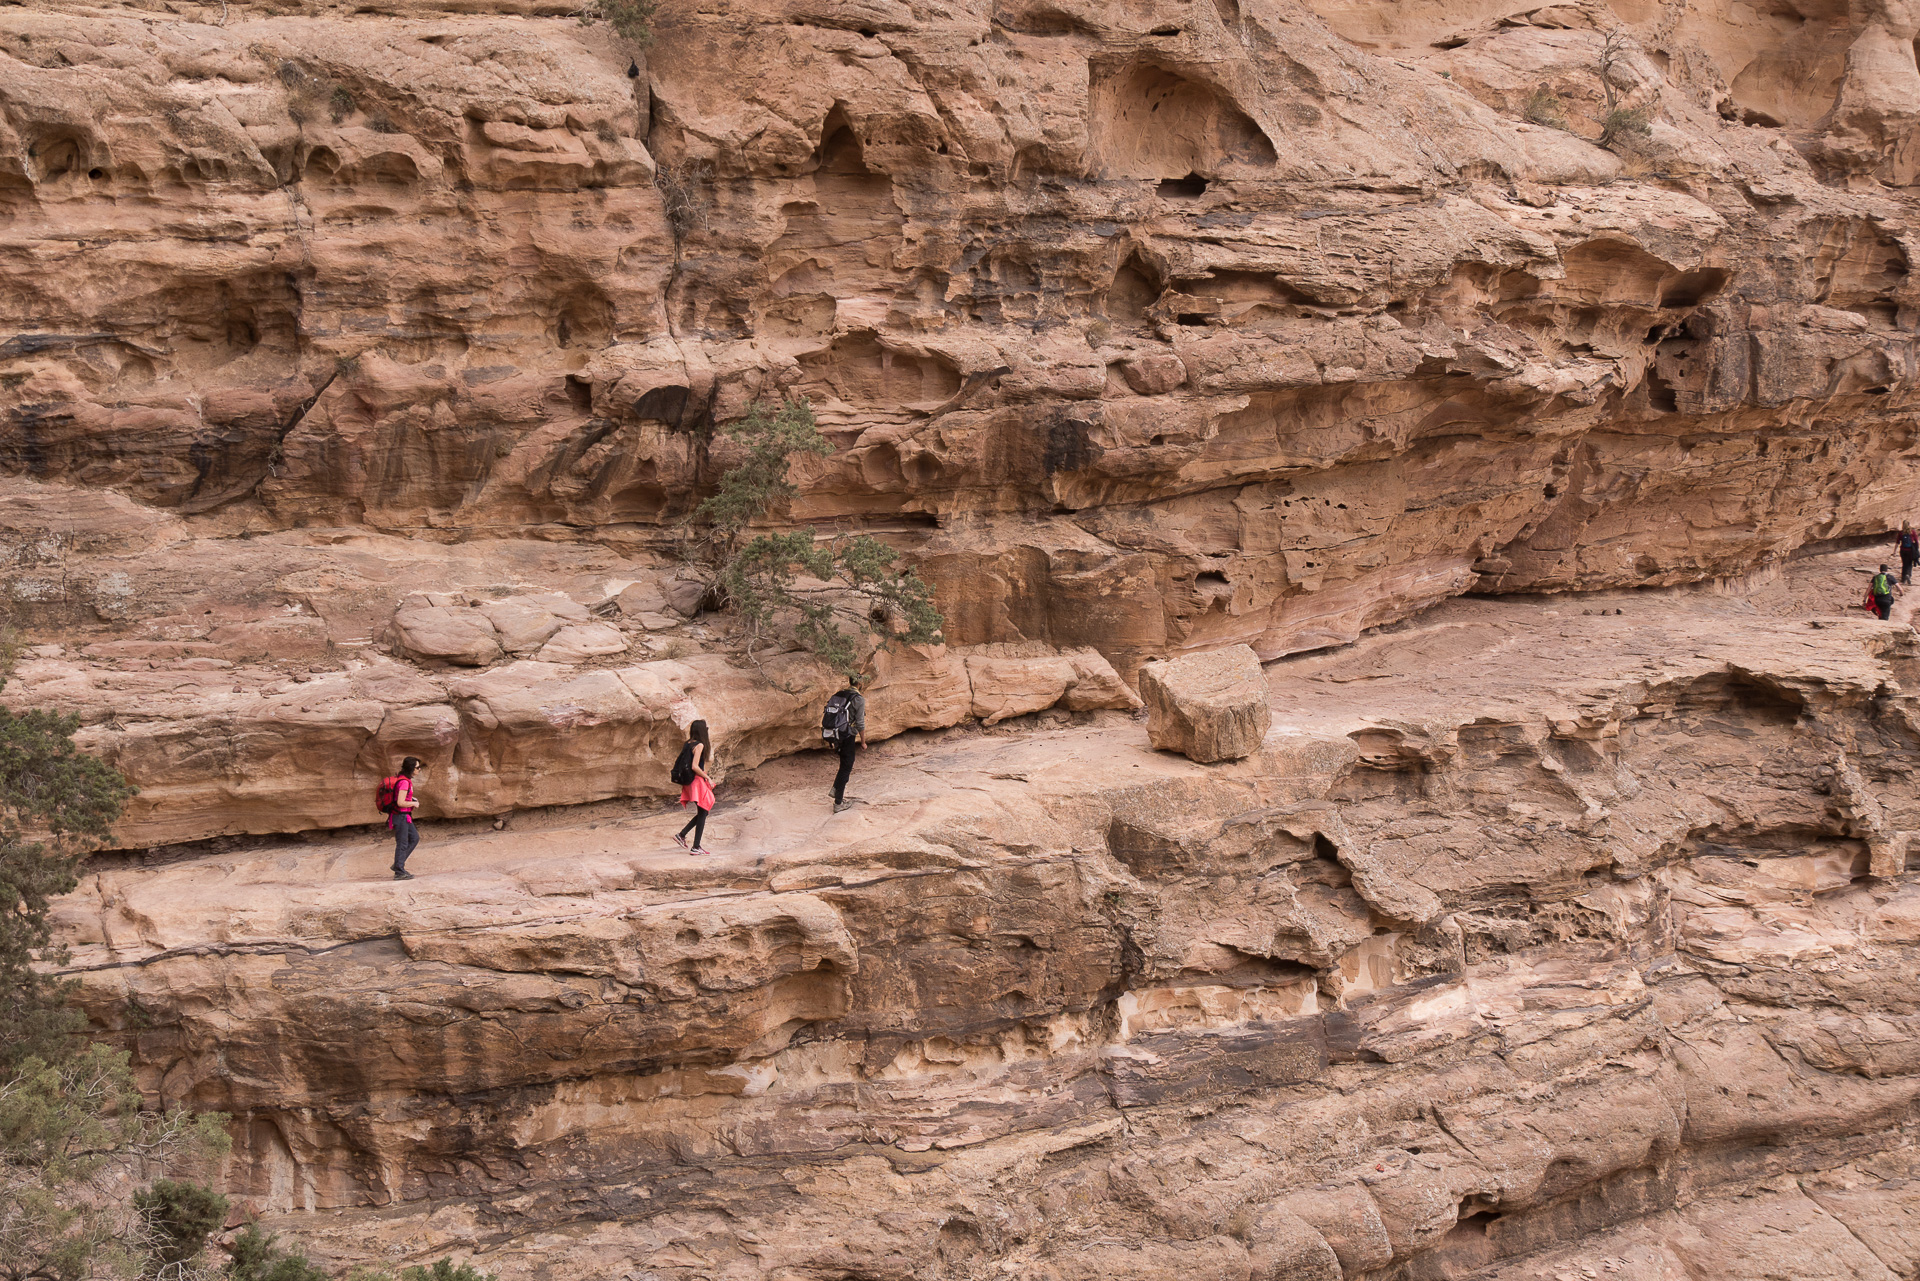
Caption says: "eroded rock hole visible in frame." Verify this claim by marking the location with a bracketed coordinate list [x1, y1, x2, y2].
[553, 285, 614, 349]
[1088, 60, 1276, 179]
[1645, 368, 1679, 413]
[564, 376, 592, 413]
[632, 384, 700, 431]
[1105, 254, 1164, 323]
[32, 133, 85, 181]
[1659, 268, 1730, 309]
[1811, 219, 1908, 325]
[1158, 173, 1208, 197]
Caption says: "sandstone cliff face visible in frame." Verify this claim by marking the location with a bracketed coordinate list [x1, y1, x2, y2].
[53, 569, 1920, 1279]
[6, 0, 1920, 677]
[16, 0, 1920, 1276]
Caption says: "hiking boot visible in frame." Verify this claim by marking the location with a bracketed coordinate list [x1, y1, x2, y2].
[833, 800, 853, 813]
[393, 870, 415, 881]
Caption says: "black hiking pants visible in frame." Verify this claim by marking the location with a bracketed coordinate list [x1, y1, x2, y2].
[1902, 549, 1916, 585]
[833, 736, 858, 803]
[392, 813, 419, 871]
[677, 806, 709, 849]
[1876, 593, 1895, 620]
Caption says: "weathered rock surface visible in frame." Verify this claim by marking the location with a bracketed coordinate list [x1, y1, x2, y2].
[16, 0, 1920, 1273]
[5, 0, 1920, 679]
[48, 555, 1920, 1279]
[1139, 642, 1272, 761]
[6, 638, 1138, 845]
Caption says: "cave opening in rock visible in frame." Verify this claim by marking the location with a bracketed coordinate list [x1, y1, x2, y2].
[1157, 173, 1208, 197]
[1087, 59, 1277, 179]
[1105, 253, 1165, 323]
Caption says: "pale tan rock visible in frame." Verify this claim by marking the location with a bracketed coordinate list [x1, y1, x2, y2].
[389, 607, 503, 666]
[1138, 644, 1272, 762]
[961, 643, 1141, 724]
[535, 621, 629, 663]
[615, 583, 670, 617]
[1119, 354, 1188, 395]
[864, 643, 973, 738]
[964, 648, 1082, 725]
[477, 599, 569, 655]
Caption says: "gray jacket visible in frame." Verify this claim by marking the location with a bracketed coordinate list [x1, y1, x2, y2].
[832, 688, 866, 738]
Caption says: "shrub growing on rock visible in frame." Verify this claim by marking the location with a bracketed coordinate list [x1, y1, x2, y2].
[0, 652, 136, 1072]
[686, 398, 945, 677]
[578, 0, 656, 44]
[0, 1045, 229, 1281]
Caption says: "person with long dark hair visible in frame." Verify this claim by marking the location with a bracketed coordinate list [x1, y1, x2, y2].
[382, 756, 424, 880]
[673, 720, 715, 854]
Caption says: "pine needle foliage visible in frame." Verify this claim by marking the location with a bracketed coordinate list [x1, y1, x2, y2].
[687, 399, 945, 677]
[0, 650, 136, 1071]
[0, 1045, 229, 1281]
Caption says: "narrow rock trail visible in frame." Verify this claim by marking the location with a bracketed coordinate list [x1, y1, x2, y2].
[66, 545, 1909, 964]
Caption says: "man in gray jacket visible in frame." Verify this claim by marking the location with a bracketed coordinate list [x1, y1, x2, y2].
[824, 677, 866, 812]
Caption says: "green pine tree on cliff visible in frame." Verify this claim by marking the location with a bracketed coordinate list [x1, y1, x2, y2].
[0, 646, 134, 1071]
[686, 397, 944, 677]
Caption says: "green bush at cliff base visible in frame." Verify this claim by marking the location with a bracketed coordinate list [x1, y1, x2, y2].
[686, 398, 945, 678]
[135, 1179, 231, 1277]
[0, 1044, 230, 1281]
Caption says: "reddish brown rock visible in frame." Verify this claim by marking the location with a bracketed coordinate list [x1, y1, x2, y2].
[48, 563, 1920, 1281]
[15, 0, 1920, 1276]
[1139, 644, 1273, 762]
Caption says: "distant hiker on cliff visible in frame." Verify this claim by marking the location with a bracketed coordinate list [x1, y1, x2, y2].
[1898, 524, 1918, 586]
[822, 677, 866, 813]
[377, 757, 423, 881]
[1872, 564, 1903, 620]
[671, 719, 715, 854]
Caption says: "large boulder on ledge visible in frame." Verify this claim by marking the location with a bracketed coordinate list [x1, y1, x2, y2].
[1138, 644, 1272, 763]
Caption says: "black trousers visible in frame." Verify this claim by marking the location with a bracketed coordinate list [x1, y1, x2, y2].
[833, 737, 858, 802]
[677, 806, 709, 847]
[1902, 549, 1916, 585]
[1876, 594, 1895, 620]
[392, 813, 419, 871]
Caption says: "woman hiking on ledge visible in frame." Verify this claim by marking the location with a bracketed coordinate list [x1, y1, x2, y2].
[380, 756, 423, 881]
[672, 719, 715, 855]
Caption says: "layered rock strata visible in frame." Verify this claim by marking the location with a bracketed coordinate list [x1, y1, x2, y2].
[54, 566, 1920, 1279]
[18, 0, 1920, 1275]
[5, 0, 1920, 684]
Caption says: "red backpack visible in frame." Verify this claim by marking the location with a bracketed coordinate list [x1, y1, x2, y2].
[376, 775, 406, 814]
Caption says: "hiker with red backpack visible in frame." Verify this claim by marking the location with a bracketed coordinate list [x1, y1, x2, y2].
[1898, 524, 1919, 586]
[670, 719, 715, 854]
[377, 757, 424, 881]
[822, 676, 866, 813]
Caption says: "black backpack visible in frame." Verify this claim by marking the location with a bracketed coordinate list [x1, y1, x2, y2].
[669, 740, 697, 785]
[822, 691, 854, 740]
